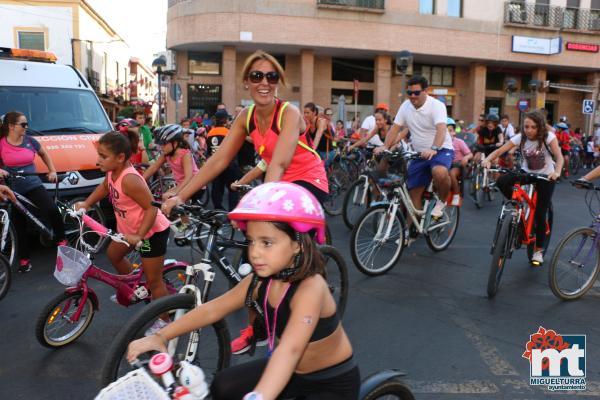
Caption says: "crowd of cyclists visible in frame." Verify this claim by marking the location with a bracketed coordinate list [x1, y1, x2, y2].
[3, 49, 600, 399]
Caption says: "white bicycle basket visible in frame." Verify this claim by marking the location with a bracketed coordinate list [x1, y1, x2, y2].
[95, 368, 170, 400]
[54, 245, 91, 286]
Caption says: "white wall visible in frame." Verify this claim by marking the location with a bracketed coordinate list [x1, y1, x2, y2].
[0, 5, 73, 64]
[463, 0, 505, 22]
[78, 8, 131, 96]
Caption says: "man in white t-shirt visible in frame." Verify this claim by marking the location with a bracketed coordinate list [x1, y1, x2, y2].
[500, 114, 515, 140]
[379, 75, 454, 218]
[360, 103, 389, 146]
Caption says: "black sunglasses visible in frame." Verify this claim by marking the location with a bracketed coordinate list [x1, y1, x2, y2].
[15, 122, 28, 128]
[406, 90, 422, 97]
[248, 70, 280, 84]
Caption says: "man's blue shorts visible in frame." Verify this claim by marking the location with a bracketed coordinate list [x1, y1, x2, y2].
[407, 149, 454, 190]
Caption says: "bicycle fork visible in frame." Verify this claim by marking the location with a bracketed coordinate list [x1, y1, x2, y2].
[374, 202, 399, 243]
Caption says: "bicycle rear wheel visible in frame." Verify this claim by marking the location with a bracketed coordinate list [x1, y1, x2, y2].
[0, 219, 17, 269]
[323, 167, 347, 216]
[0, 254, 11, 301]
[487, 215, 512, 298]
[100, 293, 230, 387]
[318, 245, 348, 318]
[342, 179, 371, 230]
[548, 227, 600, 300]
[351, 205, 405, 276]
[149, 177, 177, 201]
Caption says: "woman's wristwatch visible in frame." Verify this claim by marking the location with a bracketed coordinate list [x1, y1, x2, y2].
[243, 392, 264, 400]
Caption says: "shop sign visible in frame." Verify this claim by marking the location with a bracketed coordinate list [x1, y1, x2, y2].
[566, 42, 599, 53]
[512, 36, 561, 55]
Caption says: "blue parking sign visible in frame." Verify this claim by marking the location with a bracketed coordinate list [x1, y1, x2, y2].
[583, 99, 595, 114]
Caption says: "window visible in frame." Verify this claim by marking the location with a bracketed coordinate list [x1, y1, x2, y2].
[564, 0, 579, 28]
[534, 0, 550, 26]
[331, 58, 374, 82]
[591, 0, 600, 29]
[188, 52, 221, 75]
[419, 0, 435, 14]
[331, 88, 373, 106]
[486, 72, 505, 91]
[447, 0, 462, 17]
[593, 0, 600, 9]
[414, 65, 454, 87]
[17, 31, 45, 50]
[188, 84, 222, 116]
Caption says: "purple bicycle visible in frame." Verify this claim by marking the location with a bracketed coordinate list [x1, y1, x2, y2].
[35, 209, 188, 348]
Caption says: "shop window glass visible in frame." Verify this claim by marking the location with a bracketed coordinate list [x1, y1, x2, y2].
[447, 0, 462, 17]
[332, 58, 374, 83]
[189, 52, 221, 75]
[420, 0, 435, 14]
[18, 31, 45, 50]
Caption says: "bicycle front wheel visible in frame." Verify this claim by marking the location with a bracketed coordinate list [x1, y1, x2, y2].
[425, 205, 460, 252]
[318, 245, 349, 318]
[487, 215, 512, 298]
[342, 179, 371, 230]
[362, 379, 416, 400]
[35, 291, 95, 347]
[100, 293, 230, 387]
[323, 168, 346, 216]
[0, 221, 17, 269]
[351, 205, 405, 276]
[548, 227, 600, 300]
[0, 254, 11, 301]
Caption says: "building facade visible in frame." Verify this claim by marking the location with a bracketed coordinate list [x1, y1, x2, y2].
[165, 0, 600, 132]
[0, 0, 155, 120]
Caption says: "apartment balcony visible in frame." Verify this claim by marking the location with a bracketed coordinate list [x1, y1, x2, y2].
[504, 1, 600, 32]
[317, 0, 385, 13]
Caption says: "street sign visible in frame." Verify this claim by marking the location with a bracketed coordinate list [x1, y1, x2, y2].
[583, 99, 595, 115]
[517, 99, 530, 112]
[170, 83, 182, 102]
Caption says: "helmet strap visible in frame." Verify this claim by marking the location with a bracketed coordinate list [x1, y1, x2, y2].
[272, 233, 302, 281]
[167, 140, 178, 157]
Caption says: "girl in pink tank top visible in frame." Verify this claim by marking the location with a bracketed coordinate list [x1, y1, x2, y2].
[75, 132, 171, 308]
[142, 125, 205, 203]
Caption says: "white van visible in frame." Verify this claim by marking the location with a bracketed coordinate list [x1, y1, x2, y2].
[0, 47, 112, 196]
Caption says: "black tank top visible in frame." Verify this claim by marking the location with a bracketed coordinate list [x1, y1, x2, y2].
[256, 278, 339, 341]
[309, 118, 334, 153]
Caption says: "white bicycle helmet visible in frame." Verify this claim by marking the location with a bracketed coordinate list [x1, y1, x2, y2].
[155, 124, 183, 145]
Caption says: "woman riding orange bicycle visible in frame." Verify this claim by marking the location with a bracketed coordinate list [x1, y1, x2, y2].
[482, 110, 563, 266]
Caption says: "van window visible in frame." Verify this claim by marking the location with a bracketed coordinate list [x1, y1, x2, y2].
[0, 87, 113, 134]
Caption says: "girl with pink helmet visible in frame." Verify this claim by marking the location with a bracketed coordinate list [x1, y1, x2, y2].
[127, 182, 360, 400]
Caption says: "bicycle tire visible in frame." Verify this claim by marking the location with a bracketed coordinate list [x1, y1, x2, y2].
[362, 379, 416, 400]
[0, 254, 11, 301]
[100, 293, 230, 387]
[0, 221, 17, 269]
[351, 205, 405, 276]
[318, 245, 349, 318]
[425, 205, 460, 252]
[162, 264, 188, 293]
[342, 179, 371, 230]
[472, 170, 483, 209]
[526, 202, 553, 262]
[487, 215, 512, 298]
[35, 290, 95, 347]
[323, 168, 346, 216]
[149, 177, 177, 201]
[548, 227, 600, 300]
[65, 198, 108, 253]
[570, 154, 580, 175]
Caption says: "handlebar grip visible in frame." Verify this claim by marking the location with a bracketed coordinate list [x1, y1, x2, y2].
[151, 200, 162, 208]
[82, 214, 109, 236]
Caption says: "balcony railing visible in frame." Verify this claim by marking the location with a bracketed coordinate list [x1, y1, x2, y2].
[317, 0, 385, 11]
[504, 1, 600, 31]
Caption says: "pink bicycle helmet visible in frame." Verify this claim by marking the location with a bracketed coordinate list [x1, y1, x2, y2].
[229, 182, 326, 244]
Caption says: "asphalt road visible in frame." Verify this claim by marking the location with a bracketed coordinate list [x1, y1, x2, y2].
[1, 178, 599, 399]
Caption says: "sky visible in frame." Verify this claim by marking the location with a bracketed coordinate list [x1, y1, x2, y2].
[87, 0, 167, 66]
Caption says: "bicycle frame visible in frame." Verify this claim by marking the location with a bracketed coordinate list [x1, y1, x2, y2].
[511, 183, 543, 247]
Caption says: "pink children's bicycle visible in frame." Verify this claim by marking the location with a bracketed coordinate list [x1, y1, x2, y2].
[35, 209, 188, 348]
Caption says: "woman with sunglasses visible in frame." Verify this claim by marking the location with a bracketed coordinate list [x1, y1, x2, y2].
[0, 111, 66, 272]
[162, 50, 328, 353]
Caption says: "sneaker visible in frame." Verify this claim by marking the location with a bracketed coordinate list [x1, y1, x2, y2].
[18, 259, 31, 273]
[451, 194, 461, 206]
[431, 200, 446, 219]
[110, 294, 119, 304]
[231, 325, 255, 355]
[531, 250, 544, 266]
[144, 318, 169, 337]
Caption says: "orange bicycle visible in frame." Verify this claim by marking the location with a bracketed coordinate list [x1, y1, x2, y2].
[487, 168, 553, 298]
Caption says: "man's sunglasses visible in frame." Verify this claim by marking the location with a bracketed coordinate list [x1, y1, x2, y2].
[406, 90, 422, 97]
[14, 122, 28, 128]
[248, 70, 280, 84]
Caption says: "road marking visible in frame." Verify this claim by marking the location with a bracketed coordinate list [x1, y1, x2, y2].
[405, 379, 499, 394]
[437, 298, 520, 376]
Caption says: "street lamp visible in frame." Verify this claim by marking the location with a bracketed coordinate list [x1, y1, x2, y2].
[396, 50, 413, 102]
[152, 55, 167, 125]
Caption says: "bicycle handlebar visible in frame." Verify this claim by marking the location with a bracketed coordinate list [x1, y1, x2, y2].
[487, 167, 550, 182]
[572, 179, 600, 191]
[152, 200, 230, 227]
[66, 208, 131, 247]
[381, 149, 422, 160]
